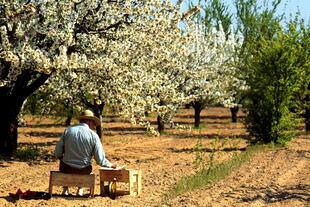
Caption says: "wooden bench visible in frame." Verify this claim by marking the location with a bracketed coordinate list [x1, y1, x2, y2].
[49, 171, 95, 197]
[99, 168, 142, 196]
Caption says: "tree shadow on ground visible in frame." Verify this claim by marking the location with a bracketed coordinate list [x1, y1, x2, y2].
[18, 141, 57, 148]
[223, 185, 310, 204]
[167, 133, 251, 140]
[169, 147, 246, 153]
[102, 119, 131, 124]
[148, 120, 243, 127]
[239, 184, 310, 204]
[5, 142, 59, 165]
[0, 156, 15, 167]
[174, 115, 245, 120]
[0, 153, 56, 168]
[169, 120, 245, 126]
[296, 149, 310, 159]
[102, 126, 147, 136]
[22, 123, 64, 128]
[103, 127, 146, 132]
[23, 132, 63, 138]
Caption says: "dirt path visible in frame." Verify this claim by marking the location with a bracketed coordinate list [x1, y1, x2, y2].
[169, 134, 310, 207]
[0, 108, 309, 207]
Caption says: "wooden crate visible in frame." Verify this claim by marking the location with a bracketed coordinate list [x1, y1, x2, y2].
[49, 171, 95, 197]
[99, 168, 142, 196]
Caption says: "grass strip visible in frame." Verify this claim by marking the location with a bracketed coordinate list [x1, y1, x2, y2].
[166, 144, 270, 198]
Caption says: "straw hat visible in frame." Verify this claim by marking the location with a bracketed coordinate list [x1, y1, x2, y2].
[76, 110, 100, 126]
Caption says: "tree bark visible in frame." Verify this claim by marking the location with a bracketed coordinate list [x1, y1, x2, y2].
[230, 106, 239, 123]
[305, 84, 310, 132]
[65, 107, 74, 126]
[0, 69, 50, 156]
[80, 97, 105, 140]
[305, 107, 310, 132]
[0, 100, 20, 156]
[91, 103, 104, 141]
[157, 115, 165, 134]
[192, 101, 204, 128]
[185, 103, 191, 109]
[194, 107, 201, 128]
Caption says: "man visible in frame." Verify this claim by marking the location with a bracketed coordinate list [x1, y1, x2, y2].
[55, 109, 116, 196]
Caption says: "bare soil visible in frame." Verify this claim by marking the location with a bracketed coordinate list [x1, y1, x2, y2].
[0, 107, 309, 207]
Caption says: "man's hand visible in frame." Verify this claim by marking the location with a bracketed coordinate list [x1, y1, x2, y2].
[110, 163, 117, 168]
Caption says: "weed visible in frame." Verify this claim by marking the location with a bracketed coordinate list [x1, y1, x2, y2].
[166, 142, 269, 199]
[192, 125, 206, 130]
[193, 136, 236, 172]
[14, 145, 41, 161]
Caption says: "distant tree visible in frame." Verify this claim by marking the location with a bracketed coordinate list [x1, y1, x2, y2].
[232, 0, 284, 122]
[243, 24, 308, 145]
[234, 0, 283, 46]
[182, 22, 243, 128]
[194, 0, 233, 33]
[287, 16, 310, 131]
[188, 0, 250, 124]
[185, 0, 245, 126]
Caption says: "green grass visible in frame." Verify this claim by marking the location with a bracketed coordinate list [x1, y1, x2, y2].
[191, 125, 207, 130]
[14, 145, 41, 161]
[165, 144, 272, 199]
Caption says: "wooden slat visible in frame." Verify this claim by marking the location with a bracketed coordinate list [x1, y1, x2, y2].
[99, 168, 142, 196]
[50, 171, 95, 187]
[100, 169, 130, 182]
[49, 171, 95, 197]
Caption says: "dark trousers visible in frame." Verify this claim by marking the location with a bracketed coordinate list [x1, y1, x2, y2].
[59, 160, 92, 175]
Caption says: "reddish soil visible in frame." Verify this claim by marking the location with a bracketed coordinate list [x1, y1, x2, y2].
[0, 107, 309, 207]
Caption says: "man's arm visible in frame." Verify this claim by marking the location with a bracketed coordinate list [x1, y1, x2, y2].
[93, 135, 116, 168]
[55, 134, 65, 159]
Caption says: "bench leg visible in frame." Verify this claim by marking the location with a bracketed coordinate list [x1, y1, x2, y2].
[100, 180, 105, 195]
[49, 185, 53, 197]
[129, 174, 136, 196]
[137, 171, 142, 195]
[90, 186, 94, 197]
[49, 173, 53, 197]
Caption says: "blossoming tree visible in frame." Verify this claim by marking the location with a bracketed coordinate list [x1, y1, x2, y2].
[181, 21, 243, 127]
[34, 1, 201, 136]
[0, 0, 199, 155]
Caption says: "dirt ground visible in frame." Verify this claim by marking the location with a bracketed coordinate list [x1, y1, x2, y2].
[0, 107, 309, 207]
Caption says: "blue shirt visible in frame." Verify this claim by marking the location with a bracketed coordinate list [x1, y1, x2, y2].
[55, 123, 112, 168]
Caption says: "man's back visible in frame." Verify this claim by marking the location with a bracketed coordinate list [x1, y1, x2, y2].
[61, 123, 97, 168]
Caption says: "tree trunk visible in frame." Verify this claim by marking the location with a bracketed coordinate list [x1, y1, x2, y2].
[230, 106, 239, 123]
[192, 101, 204, 128]
[157, 115, 165, 134]
[0, 101, 20, 156]
[0, 68, 50, 156]
[305, 106, 310, 132]
[96, 116, 103, 140]
[305, 84, 310, 132]
[65, 107, 74, 126]
[185, 103, 191, 109]
[91, 103, 105, 141]
[64, 115, 72, 126]
[194, 107, 202, 128]
[81, 98, 105, 141]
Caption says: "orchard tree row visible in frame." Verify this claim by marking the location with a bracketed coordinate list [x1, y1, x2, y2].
[0, 0, 308, 156]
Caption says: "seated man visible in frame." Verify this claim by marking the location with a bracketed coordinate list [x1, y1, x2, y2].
[55, 109, 116, 196]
